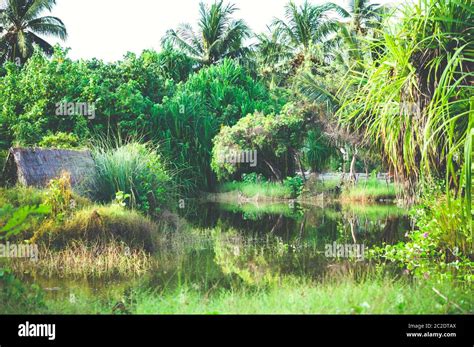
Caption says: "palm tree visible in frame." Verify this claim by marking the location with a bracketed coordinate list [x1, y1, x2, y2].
[338, 0, 387, 35]
[253, 26, 293, 86]
[0, 0, 67, 64]
[272, 1, 347, 57]
[254, 26, 293, 68]
[161, 0, 250, 66]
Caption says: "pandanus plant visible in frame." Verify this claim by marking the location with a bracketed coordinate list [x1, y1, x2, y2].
[336, 0, 473, 205]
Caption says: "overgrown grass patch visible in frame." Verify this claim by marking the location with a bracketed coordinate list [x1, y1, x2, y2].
[218, 181, 293, 199]
[34, 204, 160, 252]
[342, 179, 397, 202]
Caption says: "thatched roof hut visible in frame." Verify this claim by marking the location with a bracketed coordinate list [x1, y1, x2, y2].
[2, 148, 96, 187]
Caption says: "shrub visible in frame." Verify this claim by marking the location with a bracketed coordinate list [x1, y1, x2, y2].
[38, 132, 81, 149]
[154, 59, 283, 190]
[283, 176, 304, 198]
[0, 187, 50, 241]
[0, 204, 51, 240]
[242, 173, 267, 184]
[45, 171, 74, 218]
[0, 187, 45, 208]
[211, 107, 304, 181]
[371, 197, 473, 283]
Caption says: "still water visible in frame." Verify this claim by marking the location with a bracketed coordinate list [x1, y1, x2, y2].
[21, 201, 411, 306]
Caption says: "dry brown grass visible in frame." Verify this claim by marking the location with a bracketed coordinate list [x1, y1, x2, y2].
[10, 241, 153, 278]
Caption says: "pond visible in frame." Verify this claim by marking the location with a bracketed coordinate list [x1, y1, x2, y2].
[19, 201, 412, 310]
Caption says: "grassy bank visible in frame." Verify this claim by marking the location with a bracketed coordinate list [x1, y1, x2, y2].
[214, 177, 397, 203]
[341, 179, 397, 202]
[1, 185, 164, 279]
[217, 181, 293, 200]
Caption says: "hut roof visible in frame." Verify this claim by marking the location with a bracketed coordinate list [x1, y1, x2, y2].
[4, 148, 96, 187]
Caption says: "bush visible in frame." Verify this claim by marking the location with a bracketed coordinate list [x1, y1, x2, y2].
[211, 105, 305, 182]
[0, 186, 45, 208]
[154, 59, 283, 190]
[39, 132, 81, 149]
[371, 196, 473, 283]
[0, 185, 90, 241]
[92, 142, 172, 214]
[45, 171, 74, 218]
[284, 176, 304, 198]
[242, 173, 267, 184]
[0, 187, 50, 241]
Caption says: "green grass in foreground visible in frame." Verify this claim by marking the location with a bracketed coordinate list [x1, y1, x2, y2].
[219, 181, 293, 199]
[44, 277, 472, 314]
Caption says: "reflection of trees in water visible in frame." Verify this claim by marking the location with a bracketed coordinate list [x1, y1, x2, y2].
[339, 210, 410, 246]
[171, 202, 410, 285]
[211, 227, 331, 285]
[183, 202, 409, 246]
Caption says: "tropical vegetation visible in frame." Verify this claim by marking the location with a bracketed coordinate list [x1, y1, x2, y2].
[0, 0, 472, 315]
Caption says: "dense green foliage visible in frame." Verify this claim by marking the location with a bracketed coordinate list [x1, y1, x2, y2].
[0, 48, 280, 191]
[337, 0, 473, 201]
[211, 106, 304, 181]
[0, 47, 182, 147]
[38, 132, 81, 149]
[0, 0, 472, 315]
[154, 59, 283, 189]
[372, 197, 473, 283]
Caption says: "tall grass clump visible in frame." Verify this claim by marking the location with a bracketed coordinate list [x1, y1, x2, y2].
[92, 141, 172, 214]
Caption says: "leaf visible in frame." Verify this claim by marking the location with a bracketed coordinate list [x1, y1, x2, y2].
[0, 204, 51, 238]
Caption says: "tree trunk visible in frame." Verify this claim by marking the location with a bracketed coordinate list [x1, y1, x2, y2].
[293, 149, 306, 182]
[349, 147, 358, 183]
[263, 159, 283, 182]
[364, 159, 369, 183]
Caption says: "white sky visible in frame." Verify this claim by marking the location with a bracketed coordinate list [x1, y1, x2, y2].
[46, 0, 402, 62]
